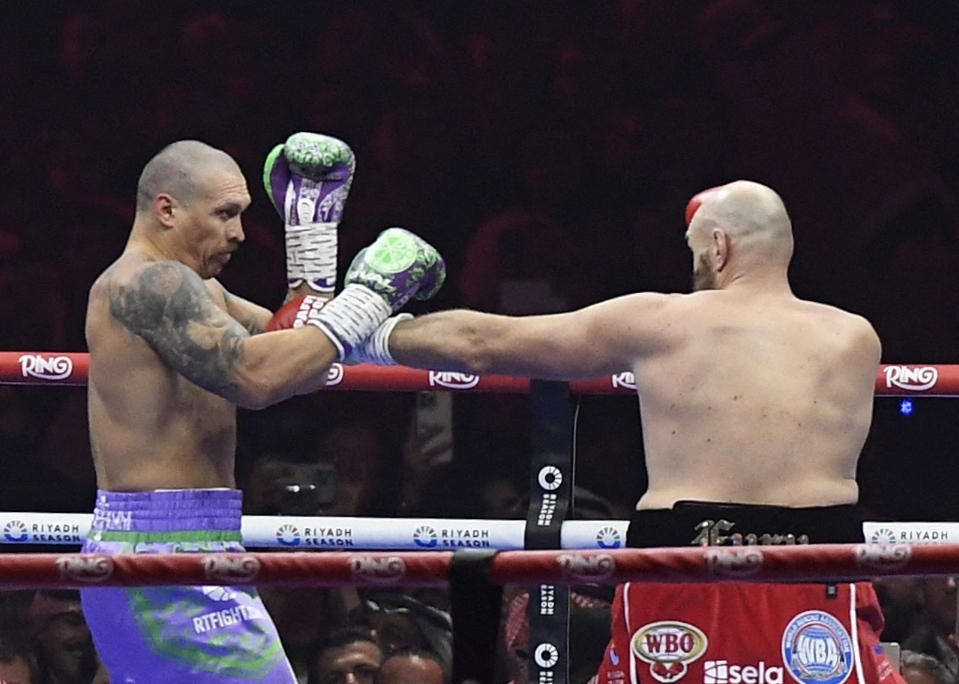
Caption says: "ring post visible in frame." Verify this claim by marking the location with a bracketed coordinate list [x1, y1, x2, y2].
[525, 380, 575, 684]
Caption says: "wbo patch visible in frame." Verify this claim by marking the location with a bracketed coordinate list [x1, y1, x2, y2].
[631, 620, 708, 683]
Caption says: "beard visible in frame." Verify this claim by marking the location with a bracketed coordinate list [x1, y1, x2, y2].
[692, 251, 718, 291]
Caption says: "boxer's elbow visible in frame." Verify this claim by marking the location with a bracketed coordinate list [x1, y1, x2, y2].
[230, 360, 302, 410]
[231, 376, 284, 410]
[453, 325, 511, 375]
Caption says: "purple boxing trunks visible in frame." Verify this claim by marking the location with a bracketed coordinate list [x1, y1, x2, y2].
[80, 489, 296, 684]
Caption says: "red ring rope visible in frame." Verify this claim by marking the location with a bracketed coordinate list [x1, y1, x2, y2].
[1, 352, 957, 395]
[0, 543, 946, 589]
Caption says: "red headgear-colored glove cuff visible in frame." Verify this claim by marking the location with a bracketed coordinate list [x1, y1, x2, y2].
[685, 186, 725, 225]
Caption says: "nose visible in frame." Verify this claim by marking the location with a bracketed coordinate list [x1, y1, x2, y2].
[228, 218, 246, 243]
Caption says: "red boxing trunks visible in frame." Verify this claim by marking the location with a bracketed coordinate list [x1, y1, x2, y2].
[592, 502, 904, 684]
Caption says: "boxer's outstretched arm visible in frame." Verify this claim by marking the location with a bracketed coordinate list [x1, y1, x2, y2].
[109, 261, 338, 409]
[389, 293, 671, 381]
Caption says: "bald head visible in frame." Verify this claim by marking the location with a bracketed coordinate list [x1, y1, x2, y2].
[136, 140, 241, 214]
[376, 652, 446, 684]
[692, 180, 794, 265]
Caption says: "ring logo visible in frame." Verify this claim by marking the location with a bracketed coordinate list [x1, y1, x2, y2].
[326, 363, 344, 386]
[538, 466, 563, 491]
[869, 528, 896, 544]
[202, 555, 260, 583]
[428, 371, 480, 389]
[632, 621, 708, 684]
[3, 521, 28, 543]
[535, 643, 559, 669]
[705, 661, 783, 684]
[883, 366, 938, 391]
[853, 544, 911, 571]
[19, 355, 73, 381]
[348, 555, 406, 584]
[596, 526, 622, 549]
[56, 555, 114, 583]
[782, 611, 853, 684]
[611, 372, 636, 390]
[558, 553, 616, 583]
[413, 525, 438, 548]
[275, 525, 301, 547]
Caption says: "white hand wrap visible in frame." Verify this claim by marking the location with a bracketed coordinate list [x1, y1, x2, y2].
[286, 222, 338, 293]
[346, 313, 412, 366]
[306, 284, 392, 360]
[284, 178, 349, 293]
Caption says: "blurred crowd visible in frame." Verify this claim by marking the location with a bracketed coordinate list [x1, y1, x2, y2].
[1, 0, 959, 683]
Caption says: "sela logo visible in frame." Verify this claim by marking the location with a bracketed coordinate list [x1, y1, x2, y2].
[19, 355, 73, 381]
[853, 544, 911, 571]
[3, 520, 28, 542]
[632, 621, 709, 684]
[413, 525, 438, 548]
[428, 371, 480, 389]
[883, 365, 938, 391]
[348, 555, 406, 585]
[326, 363, 344, 386]
[596, 526, 623, 549]
[276, 524, 301, 547]
[611, 372, 636, 390]
[202, 555, 260, 583]
[557, 553, 615, 583]
[781, 611, 853, 684]
[538, 466, 563, 491]
[704, 660, 783, 684]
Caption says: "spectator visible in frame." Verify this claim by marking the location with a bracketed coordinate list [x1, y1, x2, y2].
[0, 629, 37, 684]
[873, 577, 926, 646]
[900, 650, 953, 684]
[27, 591, 105, 684]
[308, 627, 383, 684]
[351, 592, 452, 676]
[375, 648, 446, 684]
[902, 577, 959, 681]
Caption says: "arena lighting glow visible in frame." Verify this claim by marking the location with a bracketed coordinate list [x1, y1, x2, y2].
[900, 398, 914, 416]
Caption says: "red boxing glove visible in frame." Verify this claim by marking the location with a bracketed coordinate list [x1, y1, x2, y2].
[266, 295, 329, 331]
[685, 186, 725, 225]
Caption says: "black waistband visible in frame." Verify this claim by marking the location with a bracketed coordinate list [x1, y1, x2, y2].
[627, 501, 864, 548]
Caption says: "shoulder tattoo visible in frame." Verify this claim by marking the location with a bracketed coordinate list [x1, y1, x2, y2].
[108, 261, 249, 400]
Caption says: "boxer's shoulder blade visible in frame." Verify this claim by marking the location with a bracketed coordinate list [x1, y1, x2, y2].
[105, 258, 249, 400]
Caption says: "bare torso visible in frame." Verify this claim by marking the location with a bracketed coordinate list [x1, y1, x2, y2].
[631, 289, 879, 509]
[86, 253, 237, 491]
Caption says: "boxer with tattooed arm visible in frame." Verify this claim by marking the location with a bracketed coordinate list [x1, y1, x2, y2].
[81, 139, 443, 684]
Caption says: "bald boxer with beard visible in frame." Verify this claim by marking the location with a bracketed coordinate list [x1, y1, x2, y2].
[81, 139, 443, 684]
[353, 181, 903, 684]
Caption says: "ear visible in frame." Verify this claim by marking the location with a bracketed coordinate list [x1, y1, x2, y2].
[155, 193, 177, 229]
[713, 228, 730, 272]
